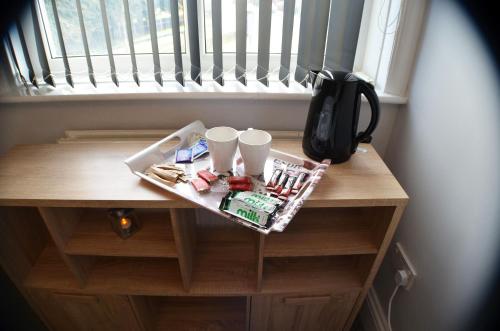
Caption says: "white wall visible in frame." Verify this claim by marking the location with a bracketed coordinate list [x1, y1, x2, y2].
[0, 96, 399, 156]
[373, 1, 500, 331]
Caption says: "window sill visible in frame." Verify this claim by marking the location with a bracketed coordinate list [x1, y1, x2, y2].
[0, 81, 407, 105]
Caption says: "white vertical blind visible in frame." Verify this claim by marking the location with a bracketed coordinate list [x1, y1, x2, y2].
[324, 0, 365, 72]
[14, 18, 38, 88]
[75, 0, 95, 87]
[49, 0, 73, 87]
[211, 0, 224, 86]
[186, 0, 202, 85]
[235, 0, 247, 85]
[170, 0, 185, 86]
[122, 0, 140, 86]
[2, 0, 370, 91]
[309, 0, 330, 71]
[29, 0, 54, 87]
[0, 37, 18, 88]
[99, 0, 118, 86]
[5, 33, 29, 88]
[294, 0, 314, 87]
[147, 0, 163, 86]
[278, 0, 295, 87]
[256, 0, 272, 86]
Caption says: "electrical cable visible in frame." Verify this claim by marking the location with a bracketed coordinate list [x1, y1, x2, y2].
[387, 283, 401, 331]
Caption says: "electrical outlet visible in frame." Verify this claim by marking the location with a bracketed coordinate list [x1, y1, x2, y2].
[393, 242, 417, 290]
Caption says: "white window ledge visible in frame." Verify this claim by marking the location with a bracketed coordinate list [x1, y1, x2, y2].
[0, 80, 407, 104]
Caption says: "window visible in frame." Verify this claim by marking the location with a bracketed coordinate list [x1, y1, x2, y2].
[41, 0, 187, 57]
[202, 0, 299, 54]
[1, 0, 425, 98]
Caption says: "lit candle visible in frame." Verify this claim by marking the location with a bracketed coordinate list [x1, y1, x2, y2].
[108, 208, 140, 239]
[120, 217, 132, 230]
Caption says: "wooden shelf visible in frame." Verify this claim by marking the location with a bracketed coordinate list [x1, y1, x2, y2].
[0, 136, 408, 331]
[87, 256, 182, 296]
[154, 297, 246, 331]
[264, 208, 379, 257]
[25, 246, 184, 295]
[24, 245, 82, 290]
[190, 227, 257, 295]
[261, 256, 364, 294]
[64, 209, 176, 258]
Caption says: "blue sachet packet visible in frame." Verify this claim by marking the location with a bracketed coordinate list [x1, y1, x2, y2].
[175, 148, 193, 163]
[191, 138, 209, 160]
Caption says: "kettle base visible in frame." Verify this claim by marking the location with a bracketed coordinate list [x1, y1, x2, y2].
[302, 145, 353, 164]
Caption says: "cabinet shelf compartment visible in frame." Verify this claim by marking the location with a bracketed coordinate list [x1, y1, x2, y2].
[25, 245, 184, 295]
[261, 255, 369, 294]
[264, 207, 393, 257]
[190, 215, 259, 295]
[142, 296, 247, 331]
[64, 209, 176, 258]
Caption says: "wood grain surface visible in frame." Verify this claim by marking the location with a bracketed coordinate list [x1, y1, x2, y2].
[25, 245, 184, 296]
[64, 209, 177, 258]
[263, 208, 385, 257]
[261, 256, 363, 294]
[0, 141, 407, 208]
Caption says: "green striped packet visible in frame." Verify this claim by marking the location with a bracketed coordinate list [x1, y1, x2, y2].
[219, 192, 279, 226]
[231, 191, 283, 206]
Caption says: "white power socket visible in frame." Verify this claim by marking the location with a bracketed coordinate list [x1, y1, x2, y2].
[392, 242, 417, 290]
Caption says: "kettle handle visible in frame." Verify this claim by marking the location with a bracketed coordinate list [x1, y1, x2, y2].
[355, 80, 380, 144]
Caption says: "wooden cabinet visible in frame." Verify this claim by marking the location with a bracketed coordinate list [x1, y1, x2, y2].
[250, 290, 359, 331]
[0, 139, 408, 331]
[29, 290, 141, 331]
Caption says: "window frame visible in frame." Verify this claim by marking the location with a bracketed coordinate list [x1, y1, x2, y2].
[353, 0, 428, 98]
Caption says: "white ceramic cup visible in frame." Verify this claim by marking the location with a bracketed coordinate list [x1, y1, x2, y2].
[238, 129, 272, 175]
[205, 126, 239, 172]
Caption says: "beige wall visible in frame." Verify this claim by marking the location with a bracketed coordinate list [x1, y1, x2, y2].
[374, 1, 500, 330]
[0, 97, 399, 155]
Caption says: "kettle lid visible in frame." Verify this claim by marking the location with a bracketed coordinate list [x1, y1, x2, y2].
[317, 70, 358, 82]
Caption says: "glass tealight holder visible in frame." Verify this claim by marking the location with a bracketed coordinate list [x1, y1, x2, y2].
[108, 208, 141, 239]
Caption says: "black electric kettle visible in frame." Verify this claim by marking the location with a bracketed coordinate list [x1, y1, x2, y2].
[302, 71, 380, 163]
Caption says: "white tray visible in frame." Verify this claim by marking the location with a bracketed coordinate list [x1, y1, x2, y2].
[125, 121, 330, 234]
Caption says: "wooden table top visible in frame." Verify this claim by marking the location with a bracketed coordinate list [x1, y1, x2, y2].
[0, 140, 408, 208]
